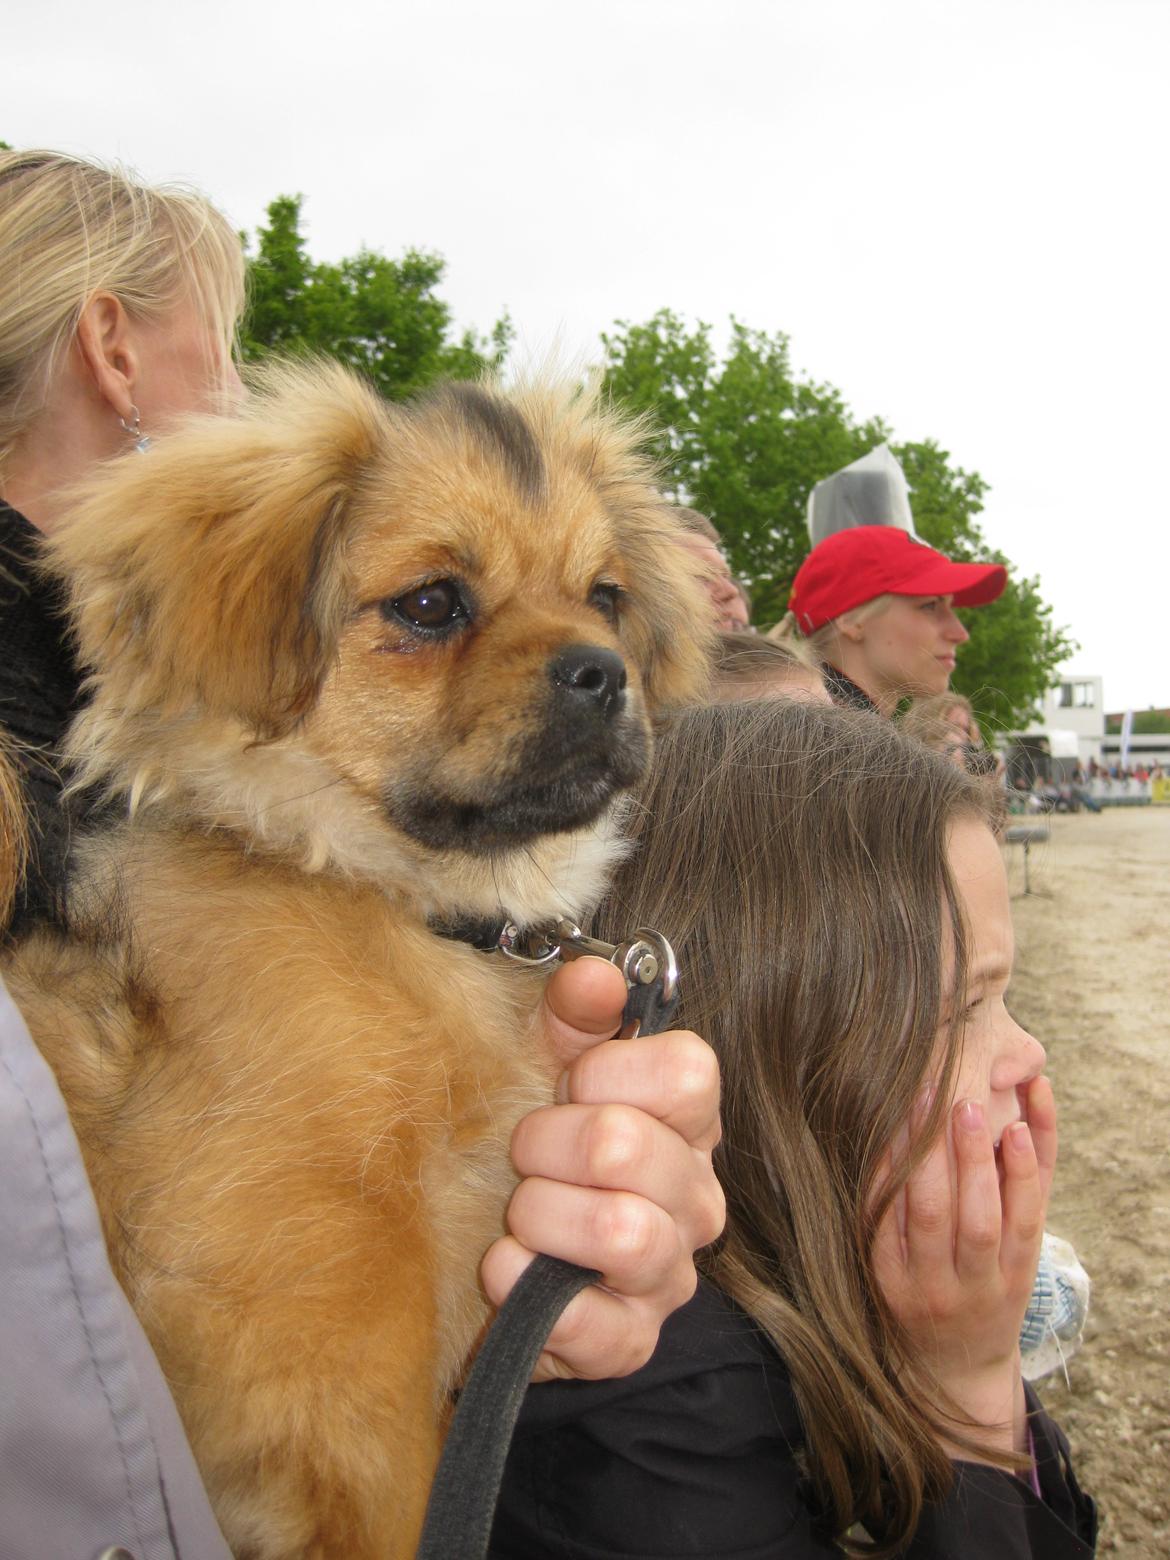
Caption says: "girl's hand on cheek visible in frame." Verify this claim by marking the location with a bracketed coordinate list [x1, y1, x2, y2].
[872, 1082, 1056, 1460]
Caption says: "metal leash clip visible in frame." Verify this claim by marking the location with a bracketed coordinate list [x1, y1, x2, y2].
[498, 917, 678, 1039]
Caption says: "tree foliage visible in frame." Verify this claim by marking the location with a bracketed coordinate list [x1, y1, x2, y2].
[240, 196, 510, 400]
[601, 311, 1074, 729]
[1105, 710, 1170, 734]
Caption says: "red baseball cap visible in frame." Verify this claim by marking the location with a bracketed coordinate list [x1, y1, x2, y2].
[789, 526, 1007, 633]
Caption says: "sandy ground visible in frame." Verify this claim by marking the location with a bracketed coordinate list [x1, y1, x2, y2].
[1006, 807, 1170, 1556]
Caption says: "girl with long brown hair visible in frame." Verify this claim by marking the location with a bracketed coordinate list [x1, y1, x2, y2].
[493, 699, 1094, 1557]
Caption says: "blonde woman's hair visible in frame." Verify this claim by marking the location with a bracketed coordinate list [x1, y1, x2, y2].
[596, 699, 1000, 1555]
[766, 592, 894, 660]
[0, 148, 246, 473]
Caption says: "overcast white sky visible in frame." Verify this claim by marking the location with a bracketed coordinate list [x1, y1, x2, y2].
[9, 0, 1168, 710]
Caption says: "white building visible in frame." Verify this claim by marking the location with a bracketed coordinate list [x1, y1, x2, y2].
[1002, 674, 1170, 789]
[1004, 673, 1105, 778]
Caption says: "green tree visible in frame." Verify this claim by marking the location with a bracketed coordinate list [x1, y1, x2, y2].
[601, 312, 1073, 728]
[1105, 711, 1170, 734]
[602, 314, 887, 623]
[240, 196, 510, 400]
[599, 310, 716, 500]
[893, 441, 1076, 733]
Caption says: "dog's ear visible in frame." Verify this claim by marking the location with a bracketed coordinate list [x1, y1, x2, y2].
[514, 383, 716, 709]
[605, 493, 717, 711]
[47, 361, 386, 739]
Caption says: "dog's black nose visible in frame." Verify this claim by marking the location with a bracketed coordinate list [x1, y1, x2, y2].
[549, 644, 628, 719]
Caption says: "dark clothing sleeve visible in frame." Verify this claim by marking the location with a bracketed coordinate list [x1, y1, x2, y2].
[0, 502, 85, 932]
[905, 1391, 1097, 1559]
[490, 1282, 1096, 1560]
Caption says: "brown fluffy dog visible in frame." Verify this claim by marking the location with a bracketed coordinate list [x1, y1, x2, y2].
[4, 362, 710, 1558]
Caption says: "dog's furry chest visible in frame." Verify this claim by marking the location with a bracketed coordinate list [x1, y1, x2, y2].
[7, 824, 555, 1555]
[40, 824, 550, 1248]
[3, 358, 718, 1557]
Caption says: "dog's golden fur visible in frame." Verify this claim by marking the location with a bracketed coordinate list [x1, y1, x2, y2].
[0, 734, 28, 924]
[3, 361, 711, 1558]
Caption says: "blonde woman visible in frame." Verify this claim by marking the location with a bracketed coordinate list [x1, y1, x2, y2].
[0, 148, 245, 926]
[0, 149, 724, 1557]
[494, 701, 1094, 1558]
[769, 527, 1006, 715]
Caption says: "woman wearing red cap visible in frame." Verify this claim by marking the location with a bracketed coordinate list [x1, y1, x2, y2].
[770, 526, 1006, 716]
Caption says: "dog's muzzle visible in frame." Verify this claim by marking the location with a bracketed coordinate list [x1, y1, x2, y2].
[388, 643, 648, 853]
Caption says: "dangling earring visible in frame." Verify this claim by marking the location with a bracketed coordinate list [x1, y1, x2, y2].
[118, 405, 152, 454]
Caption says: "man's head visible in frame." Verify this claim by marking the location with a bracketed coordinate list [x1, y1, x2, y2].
[673, 509, 751, 632]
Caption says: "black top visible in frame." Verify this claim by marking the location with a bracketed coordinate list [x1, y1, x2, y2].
[821, 662, 882, 714]
[0, 501, 83, 930]
[490, 1281, 1096, 1559]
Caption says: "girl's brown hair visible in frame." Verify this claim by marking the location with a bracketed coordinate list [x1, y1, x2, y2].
[596, 699, 998, 1554]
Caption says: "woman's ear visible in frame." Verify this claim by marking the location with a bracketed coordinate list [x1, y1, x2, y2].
[75, 292, 139, 424]
[837, 611, 865, 645]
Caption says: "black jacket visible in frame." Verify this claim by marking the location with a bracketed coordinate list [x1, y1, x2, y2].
[490, 1281, 1096, 1559]
[0, 502, 83, 930]
[821, 663, 882, 714]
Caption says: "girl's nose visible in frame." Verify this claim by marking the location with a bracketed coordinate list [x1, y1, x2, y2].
[993, 1024, 1047, 1090]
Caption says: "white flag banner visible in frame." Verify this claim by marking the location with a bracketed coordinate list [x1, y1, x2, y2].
[1120, 709, 1135, 770]
[806, 444, 916, 545]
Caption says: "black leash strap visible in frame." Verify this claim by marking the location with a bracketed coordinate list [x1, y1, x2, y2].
[415, 1255, 598, 1559]
[416, 947, 679, 1559]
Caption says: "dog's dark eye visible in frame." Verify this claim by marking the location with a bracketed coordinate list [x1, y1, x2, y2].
[588, 582, 623, 626]
[383, 580, 468, 635]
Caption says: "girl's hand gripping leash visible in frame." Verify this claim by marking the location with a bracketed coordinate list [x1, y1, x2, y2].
[416, 920, 680, 1559]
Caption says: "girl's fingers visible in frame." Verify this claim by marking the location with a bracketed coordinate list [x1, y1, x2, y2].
[951, 1099, 1003, 1282]
[903, 1121, 956, 1278]
[998, 1119, 1046, 1289]
[536, 957, 628, 1062]
[563, 1030, 723, 1153]
[871, 1182, 909, 1302]
[480, 1235, 692, 1382]
[1023, 1075, 1058, 1203]
[509, 1101, 725, 1252]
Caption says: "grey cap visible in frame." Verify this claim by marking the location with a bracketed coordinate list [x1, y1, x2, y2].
[807, 443, 915, 545]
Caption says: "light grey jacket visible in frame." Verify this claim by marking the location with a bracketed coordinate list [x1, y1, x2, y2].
[0, 977, 231, 1560]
